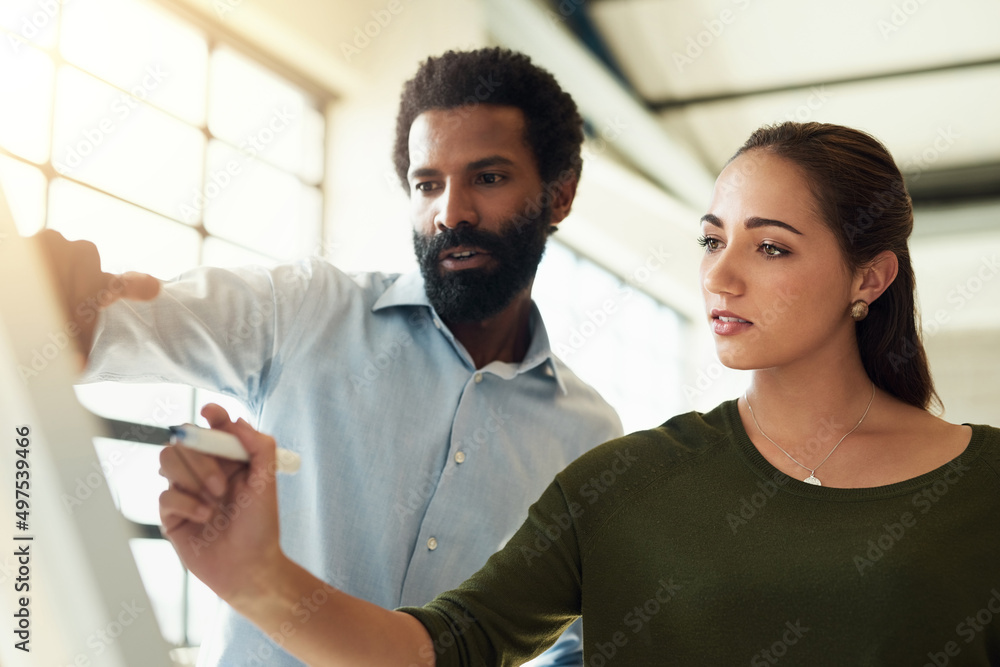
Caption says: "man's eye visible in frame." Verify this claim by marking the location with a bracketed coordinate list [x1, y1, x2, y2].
[414, 182, 436, 193]
[478, 173, 503, 185]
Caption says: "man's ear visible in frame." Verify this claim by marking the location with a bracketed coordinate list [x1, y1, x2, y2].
[548, 174, 579, 228]
[853, 250, 899, 305]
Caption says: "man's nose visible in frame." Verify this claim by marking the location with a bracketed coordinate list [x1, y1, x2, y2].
[434, 184, 479, 231]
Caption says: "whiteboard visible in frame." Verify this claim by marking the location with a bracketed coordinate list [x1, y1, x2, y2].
[0, 182, 174, 666]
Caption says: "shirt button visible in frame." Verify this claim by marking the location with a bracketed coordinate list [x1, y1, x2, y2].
[454, 451, 466, 464]
[427, 537, 438, 551]
[433, 319, 442, 329]
[474, 372, 483, 383]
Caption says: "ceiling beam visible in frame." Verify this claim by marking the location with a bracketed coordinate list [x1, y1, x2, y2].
[484, 0, 716, 210]
[648, 57, 1000, 112]
[907, 161, 1000, 205]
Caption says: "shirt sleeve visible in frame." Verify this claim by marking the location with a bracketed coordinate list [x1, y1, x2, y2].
[81, 259, 316, 412]
[399, 476, 583, 667]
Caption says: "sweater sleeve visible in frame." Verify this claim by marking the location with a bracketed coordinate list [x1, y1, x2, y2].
[399, 476, 584, 667]
[81, 259, 317, 411]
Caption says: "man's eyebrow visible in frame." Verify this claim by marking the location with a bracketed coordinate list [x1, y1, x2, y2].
[408, 156, 516, 181]
[699, 213, 803, 236]
[408, 167, 439, 181]
[466, 155, 515, 171]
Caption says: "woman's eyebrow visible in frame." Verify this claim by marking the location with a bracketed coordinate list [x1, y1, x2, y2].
[699, 213, 803, 236]
[746, 216, 803, 235]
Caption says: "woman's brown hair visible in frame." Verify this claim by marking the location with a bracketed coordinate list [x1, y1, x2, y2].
[732, 122, 939, 410]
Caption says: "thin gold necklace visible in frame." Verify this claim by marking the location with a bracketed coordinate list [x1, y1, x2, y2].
[743, 382, 876, 486]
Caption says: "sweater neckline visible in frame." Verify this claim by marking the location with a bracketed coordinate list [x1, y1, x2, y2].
[722, 398, 987, 501]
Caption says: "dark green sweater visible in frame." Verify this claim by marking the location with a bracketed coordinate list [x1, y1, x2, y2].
[401, 400, 1000, 666]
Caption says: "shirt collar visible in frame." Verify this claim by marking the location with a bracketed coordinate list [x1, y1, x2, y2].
[372, 271, 566, 394]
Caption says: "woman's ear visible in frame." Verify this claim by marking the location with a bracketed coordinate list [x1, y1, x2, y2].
[853, 250, 899, 305]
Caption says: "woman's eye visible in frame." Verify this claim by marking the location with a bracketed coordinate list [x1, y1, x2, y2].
[760, 243, 786, 257]
[697, 235, 720, 251]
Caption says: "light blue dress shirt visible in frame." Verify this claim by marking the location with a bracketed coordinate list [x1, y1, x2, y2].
[85, 258, 623, 666]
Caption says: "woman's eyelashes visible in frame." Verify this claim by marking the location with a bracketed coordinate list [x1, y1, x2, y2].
[696, 234, 791, 259]
[697, 235, 721, 252]
[759, 242, 790, 259]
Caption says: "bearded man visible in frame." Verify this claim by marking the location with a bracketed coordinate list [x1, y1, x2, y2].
[44, 47, 622, 666]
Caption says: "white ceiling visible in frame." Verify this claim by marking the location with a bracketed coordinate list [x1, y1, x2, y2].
[587, 0, 1000, 205]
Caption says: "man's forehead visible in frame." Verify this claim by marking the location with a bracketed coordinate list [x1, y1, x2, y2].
[407, 105, 532, 172]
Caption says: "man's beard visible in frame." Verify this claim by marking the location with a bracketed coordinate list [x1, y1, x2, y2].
[413, 207, 552, 324]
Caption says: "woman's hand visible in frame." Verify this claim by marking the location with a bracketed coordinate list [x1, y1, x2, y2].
[158, 403, 286, 607]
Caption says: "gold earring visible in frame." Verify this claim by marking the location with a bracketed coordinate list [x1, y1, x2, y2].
[850, 300, 869, 321]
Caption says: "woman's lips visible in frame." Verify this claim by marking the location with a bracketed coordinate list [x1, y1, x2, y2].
[710, 310, 753, 335]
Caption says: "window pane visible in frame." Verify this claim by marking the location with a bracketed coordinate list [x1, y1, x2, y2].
[208, 46, 322, 182]
[203, 140, 321, 259]
[60, 0, 208, 125]
[76, 380, 193, 527]
[52, 65, 205, 221]
[534, 242, 685, 432]
[0, 41, 53, 163]
[0, 154, 46, 235]
[0, 1, 59, 50]
[186, 576, 220, 646]
[49, 178, 201, 279]
[130, 539, 186, 645]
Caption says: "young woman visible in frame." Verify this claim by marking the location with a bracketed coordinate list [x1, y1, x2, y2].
[159, 122, 1000, 665]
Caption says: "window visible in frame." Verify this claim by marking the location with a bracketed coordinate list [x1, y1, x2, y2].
[0, 0, 327, 647]
[534, 241, 686, 433]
